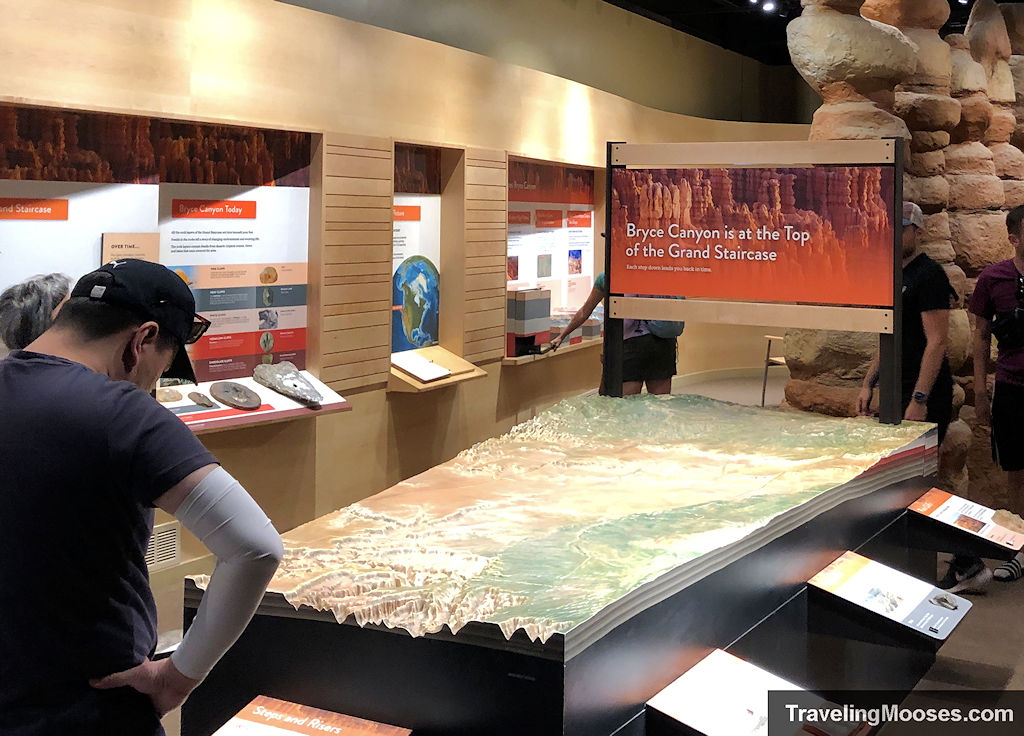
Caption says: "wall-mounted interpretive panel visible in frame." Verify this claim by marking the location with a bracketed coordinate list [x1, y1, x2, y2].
[0, 104, 311, 384]
[159, 184, 310, 381]
[391, 195, 440, 353]
[507, 159, 595, 311]
[392, 144, 442, 354]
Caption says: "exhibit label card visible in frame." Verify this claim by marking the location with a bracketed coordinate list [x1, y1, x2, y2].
[102, 232, 160, 263]
[647, 649, 864, 736]
[212, 695, 410, 735]
[910, 488, 1024, 551]
[808, 551, 970, 640]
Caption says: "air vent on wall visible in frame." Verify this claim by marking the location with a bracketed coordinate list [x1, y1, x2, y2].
[146, 521, 181, 570]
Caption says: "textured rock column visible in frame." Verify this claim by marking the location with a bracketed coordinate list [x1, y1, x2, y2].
[1005, 4, 1024, 150]
[864, 0, 958, 218]
[782, 0, 916, 416]
[953, 2, 1024, 509]
[787, 0, 916, 141]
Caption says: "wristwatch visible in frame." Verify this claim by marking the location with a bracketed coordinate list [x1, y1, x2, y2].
[912, 391, 928, 404]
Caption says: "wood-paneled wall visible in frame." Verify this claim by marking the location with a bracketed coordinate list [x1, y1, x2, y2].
[462, 149, 508, 363]
[319, 133, 394, 392]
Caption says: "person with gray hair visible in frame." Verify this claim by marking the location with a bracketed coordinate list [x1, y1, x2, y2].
[0, 272, 71, 351]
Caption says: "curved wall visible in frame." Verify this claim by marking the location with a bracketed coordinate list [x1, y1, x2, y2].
[0, 0, 811, 595]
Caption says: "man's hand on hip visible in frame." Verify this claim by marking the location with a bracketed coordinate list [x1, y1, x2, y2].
[90, 656, 199, 715]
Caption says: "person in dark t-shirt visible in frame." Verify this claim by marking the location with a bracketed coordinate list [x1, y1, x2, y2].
[858, 202, 955, 440]
[970, 204, 1024, 583]
[858, 204, 975, 592]
[0, 260, 283, 735]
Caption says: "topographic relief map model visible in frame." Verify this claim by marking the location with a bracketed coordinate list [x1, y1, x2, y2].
[264, 395, 929, 643]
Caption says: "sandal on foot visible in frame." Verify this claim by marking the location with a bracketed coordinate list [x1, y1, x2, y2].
[994, 554, 1024, 582]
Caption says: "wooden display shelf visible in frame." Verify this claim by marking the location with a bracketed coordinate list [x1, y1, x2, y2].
[388, 345, 487, 393]
[160, 371, 351, 435]
[501, 336, 601, 366]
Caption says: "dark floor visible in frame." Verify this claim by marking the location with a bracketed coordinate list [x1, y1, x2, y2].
[683, 370, 1024, 731]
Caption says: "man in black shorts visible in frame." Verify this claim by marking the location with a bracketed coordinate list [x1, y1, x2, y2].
[971, 204, 1024, 583]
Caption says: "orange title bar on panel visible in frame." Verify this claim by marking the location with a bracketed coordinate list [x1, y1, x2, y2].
[172, 199, 257, 218]
[0, 198, 69, 220]
[535, 209, 564, 228]
[567, 210, 593, 228]
[393, 205, 421, 221]
[508, 211, 531, 225]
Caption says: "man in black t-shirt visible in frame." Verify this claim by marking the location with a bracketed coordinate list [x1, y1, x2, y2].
[858, 202, 954, 440]
[858, 203, 978, 592]
[0, 260, 283, 735]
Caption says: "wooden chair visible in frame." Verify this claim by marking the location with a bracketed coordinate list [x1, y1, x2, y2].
[761, 335, 786, 407]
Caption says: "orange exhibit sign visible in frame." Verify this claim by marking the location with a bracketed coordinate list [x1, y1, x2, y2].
[214, 695, 411, 735]
[172, 199, 257, 218]
[393, 205, 421, 221]
[609, 166, 895, 307]
[535, 209, 564, 229]
[0, 198, 68, 220]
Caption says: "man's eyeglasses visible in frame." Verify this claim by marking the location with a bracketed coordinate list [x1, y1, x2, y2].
[185, 314, 211, 344]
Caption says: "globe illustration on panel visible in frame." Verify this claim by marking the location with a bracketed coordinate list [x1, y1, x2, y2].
[392, 256, 440, 352]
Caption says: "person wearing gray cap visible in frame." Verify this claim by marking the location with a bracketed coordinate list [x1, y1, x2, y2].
[857, 204, 970, 590]
[0, 259, 283, 735]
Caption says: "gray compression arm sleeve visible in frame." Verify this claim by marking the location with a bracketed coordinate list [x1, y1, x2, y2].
[170, 467, 283, 680]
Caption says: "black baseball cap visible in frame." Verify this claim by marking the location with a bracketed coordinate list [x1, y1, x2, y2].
[70, 259, 210, 384]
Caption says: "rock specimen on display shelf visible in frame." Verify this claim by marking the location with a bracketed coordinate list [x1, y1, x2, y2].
[155, 388, 182, 403]
[210, 381, 262, 411]
[787, 0, 916, 141]
[188, 392, 216, 408]
[253, 361, 322, 408]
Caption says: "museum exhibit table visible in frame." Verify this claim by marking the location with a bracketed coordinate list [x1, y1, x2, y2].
[183, 395, 937, 736]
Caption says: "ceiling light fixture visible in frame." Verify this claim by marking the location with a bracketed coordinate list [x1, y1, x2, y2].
[763, 1, 776, 10]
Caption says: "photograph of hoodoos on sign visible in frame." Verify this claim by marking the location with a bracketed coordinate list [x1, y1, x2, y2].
[610, 166, 895, 307]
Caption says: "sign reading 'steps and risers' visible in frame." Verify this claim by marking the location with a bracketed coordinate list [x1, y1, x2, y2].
[213, 695, 411, 735]
[609, 166, 895, 307]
